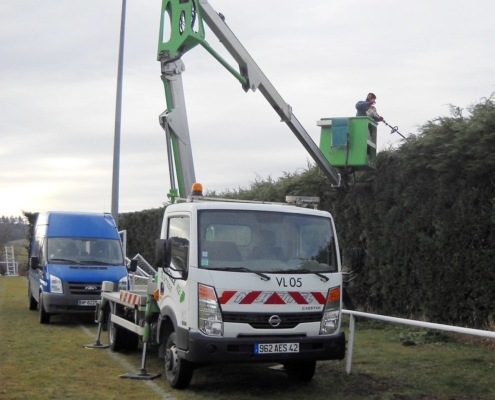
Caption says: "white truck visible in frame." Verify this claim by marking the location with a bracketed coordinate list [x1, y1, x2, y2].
[89, 0, 363, 388]
[95, 190, 349, 388]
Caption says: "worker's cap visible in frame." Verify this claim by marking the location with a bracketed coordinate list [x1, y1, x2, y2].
[368, 93, 376, 99]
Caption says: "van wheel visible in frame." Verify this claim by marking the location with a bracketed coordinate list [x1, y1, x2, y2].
[164, 332, 193, 389]
[107, 305, 124, 351]
[284, 360, 316, 382]
[38, 293, 50, 324]
[28, 284, 37, 311]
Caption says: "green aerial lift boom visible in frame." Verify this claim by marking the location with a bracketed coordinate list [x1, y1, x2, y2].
[157, 0, 377, 198]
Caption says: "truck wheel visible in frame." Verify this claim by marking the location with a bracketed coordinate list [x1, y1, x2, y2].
[107, 305, 125, 352]
[284, 360, 316, 382]
[164, 332, 193, 389]
[38, 293, 50, 324]
[28, 284, 37, 311]
[123, 330, 140, 352]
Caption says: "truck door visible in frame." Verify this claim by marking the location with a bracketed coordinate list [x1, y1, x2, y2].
[162, 215, 191, 325]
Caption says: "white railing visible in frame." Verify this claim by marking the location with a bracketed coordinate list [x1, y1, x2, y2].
[129, 274, 151, 291]
[132, 253, 156, 277]
[118, 229, 156, 290]
[118, 230, 127, 259]
[1, 246, 18, 276]
[0, 261, 18, 276]
[126, 254, 156, 291]
[342, 309, 495, 374]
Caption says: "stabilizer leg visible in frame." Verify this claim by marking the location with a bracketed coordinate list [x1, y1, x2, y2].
[120, 291, 161, 380]
[83, 298, 109, 349]
[120, 342, 161, 380]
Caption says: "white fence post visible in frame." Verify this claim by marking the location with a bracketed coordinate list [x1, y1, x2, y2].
[346, 314, 355, 374]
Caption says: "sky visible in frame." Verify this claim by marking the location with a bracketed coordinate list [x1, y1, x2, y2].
[1, 0, 494, 220]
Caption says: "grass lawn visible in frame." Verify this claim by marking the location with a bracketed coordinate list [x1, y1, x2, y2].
[1, 276, 494, 399]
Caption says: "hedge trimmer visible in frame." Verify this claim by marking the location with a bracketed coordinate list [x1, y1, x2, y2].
[381, 118, 405, 139]
[368, 109, 406, 139]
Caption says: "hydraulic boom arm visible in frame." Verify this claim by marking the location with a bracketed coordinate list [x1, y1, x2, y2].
[158, 0, 345, 199]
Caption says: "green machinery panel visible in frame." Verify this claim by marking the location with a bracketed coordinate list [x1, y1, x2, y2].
[318, 117, 377, 170]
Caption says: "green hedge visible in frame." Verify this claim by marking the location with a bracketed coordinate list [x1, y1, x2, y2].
[330, 96, 495, 328]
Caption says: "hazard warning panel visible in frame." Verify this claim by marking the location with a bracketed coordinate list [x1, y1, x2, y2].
[218, 290, 326, 305]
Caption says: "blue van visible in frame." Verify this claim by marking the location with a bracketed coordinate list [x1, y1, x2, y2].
[28, 212, 132, 324]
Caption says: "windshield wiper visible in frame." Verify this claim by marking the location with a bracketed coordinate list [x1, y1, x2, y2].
[49, 258, 82, 265]
[80, 260, 115, 266]
[215, 267, 271, 281]
[298, 268, 330, 282]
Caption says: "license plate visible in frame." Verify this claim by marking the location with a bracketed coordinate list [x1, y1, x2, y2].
[254, 343, 299, 354]
[78, 300, 99, 306]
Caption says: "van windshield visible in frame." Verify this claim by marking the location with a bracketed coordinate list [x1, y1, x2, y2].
[198, 210, 337, 274]
[47, 238, 124, 266]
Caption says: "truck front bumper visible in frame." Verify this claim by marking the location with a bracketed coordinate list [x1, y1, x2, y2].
[179, 330, 345, 364]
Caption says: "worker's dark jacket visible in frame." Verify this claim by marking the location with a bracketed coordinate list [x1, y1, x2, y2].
[355, 100, 372, 116]
[356, 100, 381, 122]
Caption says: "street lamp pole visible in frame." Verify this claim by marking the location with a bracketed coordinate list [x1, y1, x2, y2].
[111, 0, 127, 227]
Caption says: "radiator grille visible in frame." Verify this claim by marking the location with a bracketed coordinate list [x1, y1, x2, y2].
[67, 282, 102, 296]
[223, 312, 321, 329]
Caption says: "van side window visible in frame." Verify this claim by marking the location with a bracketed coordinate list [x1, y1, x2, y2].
[31, 237, 40, 259]
[168, 217, 190, 275]
[37, 237, 46, 266]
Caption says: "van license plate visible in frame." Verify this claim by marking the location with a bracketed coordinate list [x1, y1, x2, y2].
[78, 300, 99, 306]
[254, 343, 299, 354]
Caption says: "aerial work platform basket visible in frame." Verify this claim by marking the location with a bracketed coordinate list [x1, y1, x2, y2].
[318, 117, 377, 171]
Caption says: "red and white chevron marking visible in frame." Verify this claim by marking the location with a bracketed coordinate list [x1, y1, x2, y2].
[218, 290, 326, 305]
[120, 291, 141, 306]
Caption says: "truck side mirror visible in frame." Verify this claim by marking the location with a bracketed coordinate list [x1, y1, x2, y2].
[351, 247, 364, 273]
[30, 256, 40, 270]
[155, 239, 172, 270]
[127, 259, 138, 273]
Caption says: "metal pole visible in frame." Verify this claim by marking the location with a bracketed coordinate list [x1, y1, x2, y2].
[111, 0, 127, 227]
[346, 314, 355, 374]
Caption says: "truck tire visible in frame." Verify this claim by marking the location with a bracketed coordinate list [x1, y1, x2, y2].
[164, 332, 193, 389]
[38, 293, 50, 324]
[28, 284, 37, 311]
[284, 360, 316, 382]
[107, 305, 125, 352]
[123, 330, 140, 352]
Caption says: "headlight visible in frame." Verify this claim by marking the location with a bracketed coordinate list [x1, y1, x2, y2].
[50, 274, 63, 294]
[118, 276, 128, 290]
[320, 286, 341, 335]
[198, 284, 223, 336]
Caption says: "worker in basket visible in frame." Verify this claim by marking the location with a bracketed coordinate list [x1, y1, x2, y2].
[355, 92, 384, 123]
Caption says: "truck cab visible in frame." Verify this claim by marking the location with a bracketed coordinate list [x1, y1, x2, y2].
[154, 198, 345, 386]
[28, 212, 129, 324]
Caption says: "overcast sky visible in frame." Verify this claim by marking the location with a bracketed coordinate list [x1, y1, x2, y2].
[1, 0, 494, 219]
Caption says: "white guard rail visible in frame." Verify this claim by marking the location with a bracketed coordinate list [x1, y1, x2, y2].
[342, 309, 495, 374]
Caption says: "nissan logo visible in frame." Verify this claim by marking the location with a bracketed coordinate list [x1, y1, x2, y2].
[85, 286, 97, 291]
[268, 315, 281, 327]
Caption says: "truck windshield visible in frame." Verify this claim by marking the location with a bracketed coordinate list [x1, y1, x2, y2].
[198, 210, 337, 274]
[47, 238, 124, 266]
